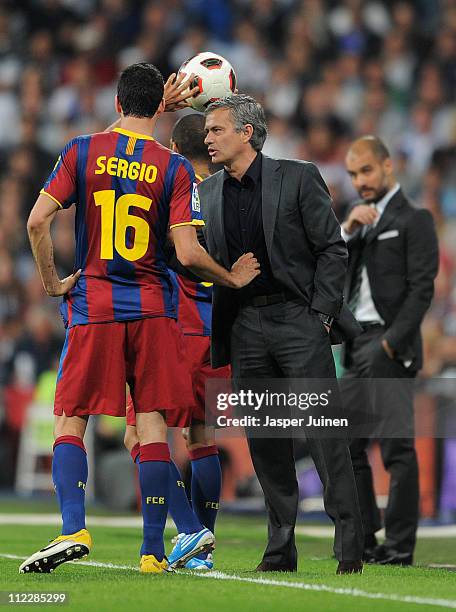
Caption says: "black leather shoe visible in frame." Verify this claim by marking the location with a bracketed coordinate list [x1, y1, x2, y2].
[363, 534, 379, 562]
[363, 546, 378, 563]
[370, 545, 413, 566]
[336, 560, 364, 575]
[255, 561, 297, 572]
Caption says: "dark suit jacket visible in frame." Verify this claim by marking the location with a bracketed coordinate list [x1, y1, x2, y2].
[343, 188, 439, 371]
[198, 155, 362, 368]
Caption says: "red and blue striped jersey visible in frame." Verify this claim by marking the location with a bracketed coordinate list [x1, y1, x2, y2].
[168, 174, 212, 336]
[41, 127, 204, 327]
[169, 270, 212, 336]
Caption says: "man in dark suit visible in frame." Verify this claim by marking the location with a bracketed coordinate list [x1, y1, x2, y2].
[198, 94, 364, 574]
[340, 136, 439, 566]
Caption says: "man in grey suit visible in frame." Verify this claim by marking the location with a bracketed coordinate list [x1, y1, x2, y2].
[198, 94, 364, 574]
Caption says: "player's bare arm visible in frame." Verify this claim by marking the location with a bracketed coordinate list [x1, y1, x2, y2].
[171, 224, 260, 289]
[27, 194, 81, 297]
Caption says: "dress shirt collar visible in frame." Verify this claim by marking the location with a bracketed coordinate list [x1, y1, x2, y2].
[373, 183, 400, 216]
[223, 152, 262, 185]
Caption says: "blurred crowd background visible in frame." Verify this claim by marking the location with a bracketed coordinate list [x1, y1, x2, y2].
[0, 0, 455, 521]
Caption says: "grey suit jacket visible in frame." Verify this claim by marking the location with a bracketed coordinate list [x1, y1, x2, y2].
[198, 155, 362, 368]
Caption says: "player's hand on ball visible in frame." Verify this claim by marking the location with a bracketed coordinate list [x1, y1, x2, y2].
[46, 269, 82, 297]
[343, 204, 378, 234]
[230, 252, 260, 288]
[164, 72, 199, 112]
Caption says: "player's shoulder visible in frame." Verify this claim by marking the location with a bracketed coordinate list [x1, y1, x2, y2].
[148, 137, 172, 156]
[146, 141, 195, 174]
[169, 149, 194, 172]
[56, 134, 95, 163]
[60, 133, 91, 149]
[62, 132, 107, 155]
[72, 131, 105, 144]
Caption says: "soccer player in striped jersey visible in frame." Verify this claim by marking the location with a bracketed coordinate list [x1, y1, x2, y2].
[23, 63, 260, 575]
[125, 114, 229, 570]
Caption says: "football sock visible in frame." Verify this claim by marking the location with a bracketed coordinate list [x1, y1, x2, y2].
[139, 443, 170, 560]
[52, 436, 88, 536]
[189, 446, 221, 533]
[169, 460, 203, 535]
[130, 444, 203, 535]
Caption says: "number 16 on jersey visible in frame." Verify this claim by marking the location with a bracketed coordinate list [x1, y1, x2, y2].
[94, 190, 152, 262]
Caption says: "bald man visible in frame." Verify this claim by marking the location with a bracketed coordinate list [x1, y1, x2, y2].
[340, 136, 439, 565]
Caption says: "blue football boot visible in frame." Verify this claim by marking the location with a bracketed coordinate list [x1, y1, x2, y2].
[167, 528, 214, 569]
[184, 552, 214, 570]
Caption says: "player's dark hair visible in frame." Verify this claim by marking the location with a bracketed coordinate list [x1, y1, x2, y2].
[205, 94, 268, 151]
[356, 135, 391, 161]
[171, 114, 210, 162]
[117, 63, 164, 118]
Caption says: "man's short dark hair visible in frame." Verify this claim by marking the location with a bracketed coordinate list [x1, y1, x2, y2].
[205, 94, 268, 152]
[171, 114, 210, 162]
[117, 63, 164, 118]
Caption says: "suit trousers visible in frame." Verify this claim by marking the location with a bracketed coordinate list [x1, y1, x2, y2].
[230, 298, 364, 567]
[340, 327, 419, 554]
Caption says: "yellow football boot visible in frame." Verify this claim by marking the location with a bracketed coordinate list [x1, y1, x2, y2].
[140, 555, 169, 574]
[19, 529, 92, 574]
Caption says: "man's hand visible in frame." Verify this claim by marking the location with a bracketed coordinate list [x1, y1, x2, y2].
[164, 72, 200, 112]
[27, 193, 78, 298]
[381, 338, 395, 359]
[172, 225, 260, 288]
[45, 269, 82, 297]
[230, 253, 261, 288]
[343, 205, 378, 235]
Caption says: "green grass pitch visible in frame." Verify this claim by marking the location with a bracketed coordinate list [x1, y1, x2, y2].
[1, 515, 456, 611]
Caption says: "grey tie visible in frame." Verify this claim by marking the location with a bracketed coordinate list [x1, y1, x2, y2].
[347, 206, 376, 313]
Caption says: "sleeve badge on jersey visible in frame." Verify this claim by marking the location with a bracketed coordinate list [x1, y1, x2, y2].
[191, 182, 201, 213]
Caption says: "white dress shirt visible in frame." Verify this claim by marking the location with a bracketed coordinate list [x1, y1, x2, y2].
[342, 183, 400, 323]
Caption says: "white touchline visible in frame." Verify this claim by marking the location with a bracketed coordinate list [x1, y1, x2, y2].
[194, 571, 456, 609]
[1, 554, 456, 609]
